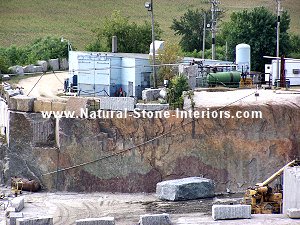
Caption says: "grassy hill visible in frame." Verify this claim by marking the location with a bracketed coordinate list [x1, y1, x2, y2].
[0, 0, 299, 50]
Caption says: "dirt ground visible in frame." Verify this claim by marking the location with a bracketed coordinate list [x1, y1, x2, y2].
[1, 189, 299, 225]
[17, 72, 69, 100]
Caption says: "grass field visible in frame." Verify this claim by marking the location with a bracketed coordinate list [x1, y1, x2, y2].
[0, 0, 299, 50]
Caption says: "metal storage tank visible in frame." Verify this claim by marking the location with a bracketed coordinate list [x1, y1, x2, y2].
[236, 43, 251, 74]
[207, 71, 241, 88]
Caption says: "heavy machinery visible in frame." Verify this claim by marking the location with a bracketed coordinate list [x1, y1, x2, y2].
[243, 160, 300, 214]
[11, 177, 23, 197]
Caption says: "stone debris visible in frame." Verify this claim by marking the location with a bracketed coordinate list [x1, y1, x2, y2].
[287, 208, 300, 219]
[156, 177, 215, 201]
[139, 213, 172, 225]
[9, 212, 24, 225]
[212, 204, 251, 220]
[11, 197, 24, 212]
[37, 60, 48, 72]
[142, 89, 161, 102]
[16, 217, 53, 225]
[48, 59, 59, 71]
[75, 217, 115, 225]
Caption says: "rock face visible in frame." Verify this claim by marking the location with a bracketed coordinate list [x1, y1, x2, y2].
[2, 102, 300, 193]
[156, 177, 214, 201]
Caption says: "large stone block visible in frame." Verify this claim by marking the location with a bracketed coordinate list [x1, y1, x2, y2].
[156, 177, 215, 201]
[100, 97, 135, 111]
[23, 65, 35, 73]
[34, 66, 44, 73]
[37, 60, 48, 72]
[283, 166, 300, 214]
[48, 59, 59, 71]
[76, 217, 115, 225]
[11, 197, 24, 212]
[10, 212, 23, 225]
[135, 103, 169, 111]
[9, 95, 36, 112]
[139, 213, 172, 225]
[9, 66, 24, 75]
[59, 58, 69, 70]
[16, 217, 53, 225]
[287, 208, 300, 218]
[142, 89, 161, 102]
[52, 101, 66, 112]
[34, 100, 52, 112]
[212, 205, 251, 220]
[66, 97, 88, 117]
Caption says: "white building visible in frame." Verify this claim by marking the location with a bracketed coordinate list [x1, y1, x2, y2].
[68, 51, 153, 98]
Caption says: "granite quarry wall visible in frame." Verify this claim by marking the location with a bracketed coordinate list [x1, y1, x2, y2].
[1, 103, 299, 193]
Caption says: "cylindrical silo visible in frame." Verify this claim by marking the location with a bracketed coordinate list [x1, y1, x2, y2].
[236, 43, 251, 74]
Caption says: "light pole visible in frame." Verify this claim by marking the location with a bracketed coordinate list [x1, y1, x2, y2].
[202, 13, 207, 59]
[61, 37, 72, 58]
[210, 0, 220, 60]
[275, 0, 281, 85]
[145, 0, 157, 88]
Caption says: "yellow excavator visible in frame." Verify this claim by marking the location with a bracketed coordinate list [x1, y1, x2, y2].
[243, 160, 300, 214]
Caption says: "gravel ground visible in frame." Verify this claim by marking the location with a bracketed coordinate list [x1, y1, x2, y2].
[1, 190, 299, 225]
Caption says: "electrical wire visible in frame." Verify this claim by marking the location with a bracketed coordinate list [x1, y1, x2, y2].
[27, 72, 45, 96]
[42, 90, 257, 176]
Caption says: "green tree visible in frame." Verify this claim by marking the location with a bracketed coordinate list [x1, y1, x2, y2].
[28, 36, 69, 61]
[156, 42, 183, 82]
[288, 34, 300, 58]
[171, 8, 221, 52]
[88, 11, 162, 53]
[220, 7, 291, 72]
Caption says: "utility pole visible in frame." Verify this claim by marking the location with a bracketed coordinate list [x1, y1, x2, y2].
[210, 0, 220, 60]
[202, 13, 206, 59]
[276, 0, 281, 85]
[145, 0, 157, 88]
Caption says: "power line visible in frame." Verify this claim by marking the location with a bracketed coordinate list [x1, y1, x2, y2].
[42, 90, 256, 176]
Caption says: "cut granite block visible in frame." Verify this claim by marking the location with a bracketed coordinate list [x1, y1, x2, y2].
[287, 208, 300, 219]
[75, 217, 115, 225]
[156, 177, 215, 201]
[139, 213, 172, 225]
[10, 212, 23, 225]
[11, 197, 24, 212]
[212, 204, 251, 220]
[16, 217, 53, 225]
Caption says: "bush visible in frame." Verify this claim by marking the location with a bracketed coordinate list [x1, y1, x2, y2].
[168, 74, 189, 109]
